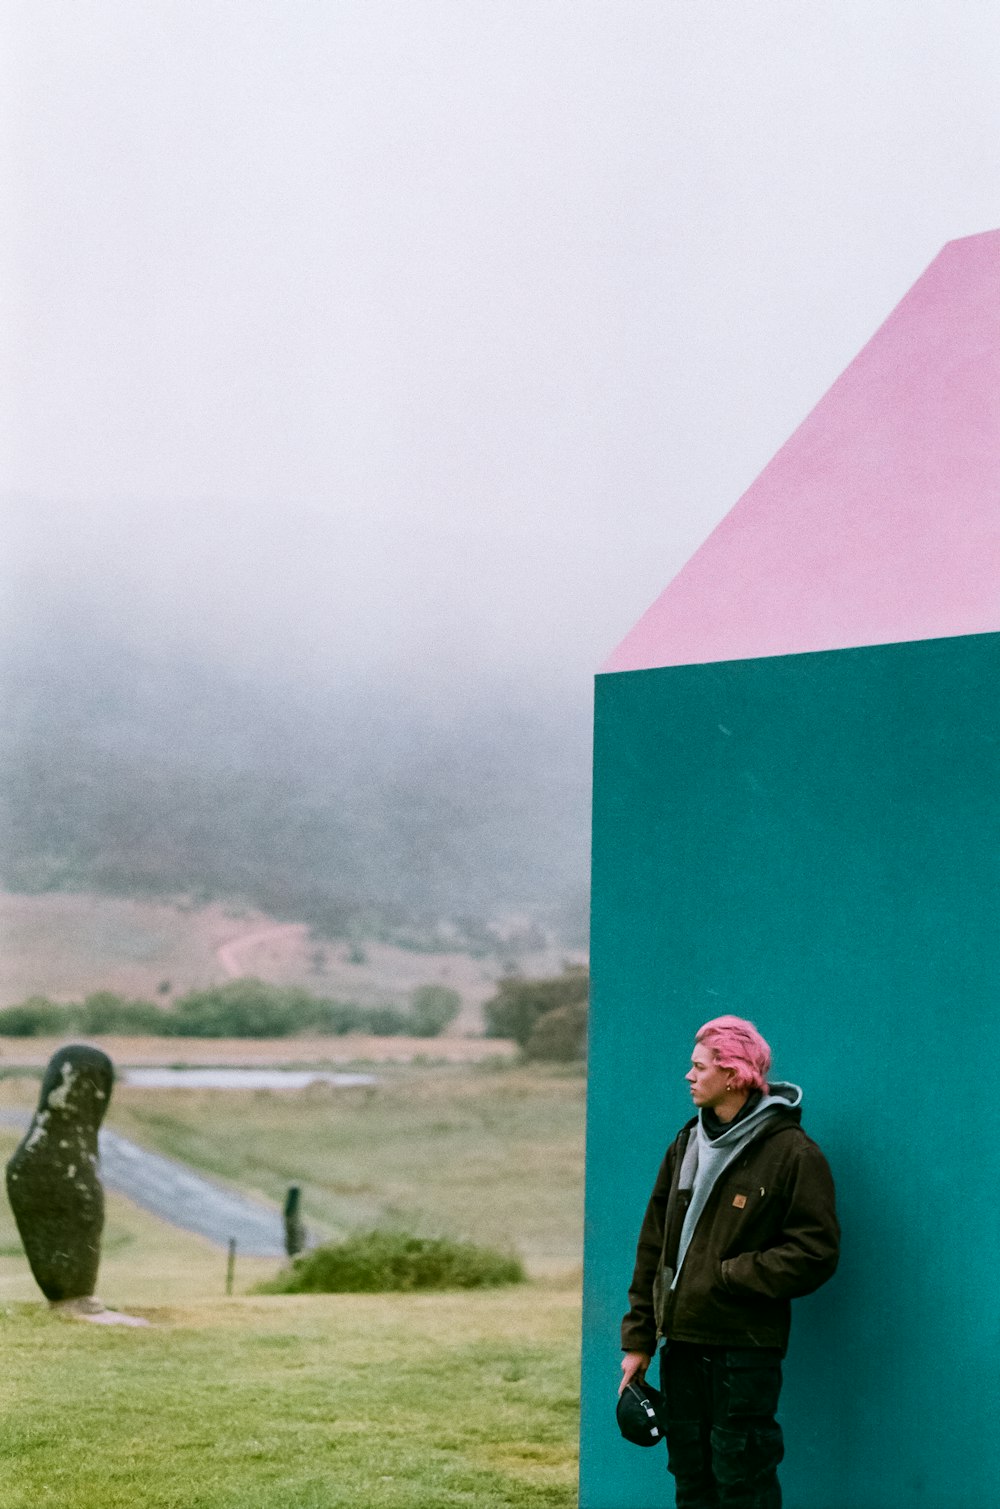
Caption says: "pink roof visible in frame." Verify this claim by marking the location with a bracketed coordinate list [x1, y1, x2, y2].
[603, 229, 1000, 673]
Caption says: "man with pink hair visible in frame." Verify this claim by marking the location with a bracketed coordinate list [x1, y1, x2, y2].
[619, 1016, 839, 1508]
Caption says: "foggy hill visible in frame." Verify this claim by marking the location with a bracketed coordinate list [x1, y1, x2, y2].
[0, 621, 591, 950]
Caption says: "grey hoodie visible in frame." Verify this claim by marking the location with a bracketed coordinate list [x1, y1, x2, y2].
[672, 1081, 803, 1286]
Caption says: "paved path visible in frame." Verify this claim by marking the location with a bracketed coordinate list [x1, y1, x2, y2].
[0, 1113, 286, 1257]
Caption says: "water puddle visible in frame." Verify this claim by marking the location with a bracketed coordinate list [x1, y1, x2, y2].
[121, 1068, 378, 1090]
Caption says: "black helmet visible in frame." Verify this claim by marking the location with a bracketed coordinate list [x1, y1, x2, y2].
[616, 1375, 666, 1447]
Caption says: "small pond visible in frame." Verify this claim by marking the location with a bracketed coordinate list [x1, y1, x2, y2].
[121, 1068, 378, 1091]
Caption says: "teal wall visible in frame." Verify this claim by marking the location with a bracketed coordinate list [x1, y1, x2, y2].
[582, 632, 1000, 1509]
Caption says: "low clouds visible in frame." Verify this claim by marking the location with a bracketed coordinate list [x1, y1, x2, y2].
[3, 3, 1000, 690]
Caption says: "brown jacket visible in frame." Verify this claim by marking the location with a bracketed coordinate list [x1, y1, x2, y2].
[621, 1112, 839, 1356]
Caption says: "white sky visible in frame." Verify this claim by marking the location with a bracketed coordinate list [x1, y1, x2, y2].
[3, 2, 999, 695]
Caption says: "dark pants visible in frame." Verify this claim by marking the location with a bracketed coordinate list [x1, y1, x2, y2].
[660, 1342, 784, 1509]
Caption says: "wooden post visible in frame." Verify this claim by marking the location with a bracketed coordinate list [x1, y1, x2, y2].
[283, 1184, 306, 1257]
[226, 1237, 236, 1295]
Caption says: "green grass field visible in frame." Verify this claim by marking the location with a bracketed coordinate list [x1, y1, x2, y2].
[0, 1064, 586, 1506]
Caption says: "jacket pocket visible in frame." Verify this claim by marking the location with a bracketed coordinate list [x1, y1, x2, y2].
[711, 1423, 784, 1490]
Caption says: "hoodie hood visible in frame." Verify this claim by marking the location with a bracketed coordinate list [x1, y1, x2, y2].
[704, 1080, 802, 1145]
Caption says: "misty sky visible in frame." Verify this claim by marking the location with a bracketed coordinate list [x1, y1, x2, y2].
[3, 3, 1000, 699]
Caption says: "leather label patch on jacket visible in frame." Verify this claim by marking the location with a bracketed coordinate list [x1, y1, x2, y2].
[732, 1194, 747, 1209]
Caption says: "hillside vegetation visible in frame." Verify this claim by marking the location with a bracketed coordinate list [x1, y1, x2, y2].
[0, 627, 591, 951]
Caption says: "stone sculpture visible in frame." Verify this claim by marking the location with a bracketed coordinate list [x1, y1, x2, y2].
[5, 1044, 144, 1322]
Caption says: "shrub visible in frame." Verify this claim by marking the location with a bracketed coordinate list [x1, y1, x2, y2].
[0, 980, 414, 1039]
[257, 1229, 525, 1294]
[161, 981, 407, 1038]
[164, 980, 308, 1038]
[308, 999, 368, 1035]
[359, 1004, 409, 1036]
[0, 997, 76, 1037]
[523, 1000, 588, 1062]
[483, 966, 589, 1049]
[77, 992, 166, 1035]
[409, 984, 461, 1037]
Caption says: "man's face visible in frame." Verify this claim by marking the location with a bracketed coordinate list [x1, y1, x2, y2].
[685, 1041, 732, 1109]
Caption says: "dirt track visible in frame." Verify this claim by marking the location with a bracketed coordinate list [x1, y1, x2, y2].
[215, 922, 306, 979]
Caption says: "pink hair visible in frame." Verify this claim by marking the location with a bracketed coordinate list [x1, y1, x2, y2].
[696, 1015, 772, 1092]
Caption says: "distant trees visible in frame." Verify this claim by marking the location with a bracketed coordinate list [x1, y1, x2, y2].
[409, 985, 461, 1037]
[483, 966, 588, 1062]
[163, 980, 364, 1038]
[0, 992, 165, 1038]
[0, 979, 462, 1040]
[0, 971, 589, 1057]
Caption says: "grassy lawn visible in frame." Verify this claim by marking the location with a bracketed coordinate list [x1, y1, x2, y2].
[0, 1063, 585, 1505]
[0, 1284, 581, 1507]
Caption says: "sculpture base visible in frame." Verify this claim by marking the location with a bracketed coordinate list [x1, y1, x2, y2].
[49, 1295, 151, 1327]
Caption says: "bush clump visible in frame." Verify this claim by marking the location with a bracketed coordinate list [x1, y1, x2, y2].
[78, 991, 166, 1035]
[0, 997, 75, 1037]
[523, 1000, 588, 1062]
[162, 980, 408, 1038]
[408, 984, 461, 1037]
[0, 992, 163, 1037]
[0, 980, 411, 1039]
[257, 1229, 525, 1294]
[483, 966, 588, 1060]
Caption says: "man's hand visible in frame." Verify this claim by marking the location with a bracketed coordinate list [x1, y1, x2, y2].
[619, 1350, 651, 1396]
